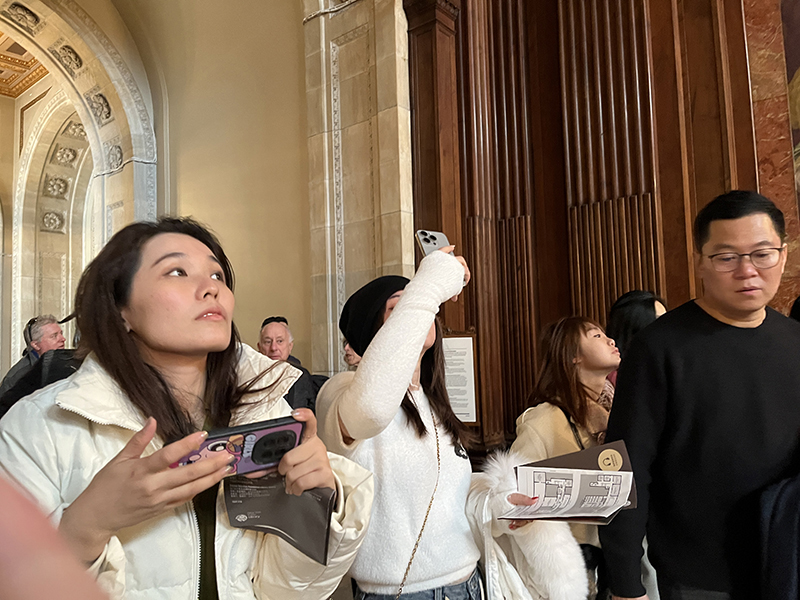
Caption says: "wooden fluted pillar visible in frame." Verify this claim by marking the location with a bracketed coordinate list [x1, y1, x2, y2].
[457, 0, 506, 449]
[404, 0, 465, 331]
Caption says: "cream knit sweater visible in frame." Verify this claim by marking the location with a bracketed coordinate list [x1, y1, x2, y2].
[317, 251, 480, 594]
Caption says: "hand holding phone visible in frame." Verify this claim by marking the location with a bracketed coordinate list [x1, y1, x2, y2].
[172, 416, 305, 477]
[415, 230, 453, 256]
[416, 230, 470, 296]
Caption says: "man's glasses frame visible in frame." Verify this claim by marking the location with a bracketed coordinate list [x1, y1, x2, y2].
[704, 246, 785, 273]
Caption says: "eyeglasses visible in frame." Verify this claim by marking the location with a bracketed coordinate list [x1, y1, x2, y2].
[261, 315, 288, 328]
[704, 247, 785, 273]
[24, 317, 40, 346]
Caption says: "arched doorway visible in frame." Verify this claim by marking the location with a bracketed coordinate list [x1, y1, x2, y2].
[0, 0, 156, 361]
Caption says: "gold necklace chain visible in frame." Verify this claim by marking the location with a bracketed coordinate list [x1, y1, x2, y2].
[395, 408, 441, 599]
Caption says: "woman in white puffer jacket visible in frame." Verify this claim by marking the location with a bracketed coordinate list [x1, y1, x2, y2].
[0, 218, 373, 600]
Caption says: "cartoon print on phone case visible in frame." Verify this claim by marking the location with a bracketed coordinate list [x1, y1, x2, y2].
[171, 417, 305, 476]
[182, 434, 245, 470]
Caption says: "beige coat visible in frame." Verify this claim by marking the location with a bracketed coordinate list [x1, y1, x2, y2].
[510, 403, 600, 547]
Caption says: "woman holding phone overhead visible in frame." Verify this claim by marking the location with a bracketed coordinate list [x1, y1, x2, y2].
[317, 246, 484, 599]
[0, 218, 372, 599]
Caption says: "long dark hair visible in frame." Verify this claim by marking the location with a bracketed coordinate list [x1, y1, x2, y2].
[606, 290, 666, 357]
[368, 312, 475, 448]
[529, 316, 602, 430]
[75, 217, 266, 442]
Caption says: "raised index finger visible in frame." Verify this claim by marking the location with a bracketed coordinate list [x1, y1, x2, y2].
[113, 417, 158, 462]
[144, 430, 209, 472]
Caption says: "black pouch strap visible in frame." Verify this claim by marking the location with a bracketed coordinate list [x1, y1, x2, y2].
[559, 407, 586, 450]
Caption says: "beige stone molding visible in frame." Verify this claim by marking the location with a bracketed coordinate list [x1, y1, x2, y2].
[4, 0, 156, 359]
[304, 0, 415, 376]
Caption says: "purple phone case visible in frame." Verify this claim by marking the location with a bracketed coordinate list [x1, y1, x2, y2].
[174, 418, 304, 476]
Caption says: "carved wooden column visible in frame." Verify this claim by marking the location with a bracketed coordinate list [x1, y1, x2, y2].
[480, 0, 540, 441]
[404, 0, 465, 331]
[457, 0, 506, 449]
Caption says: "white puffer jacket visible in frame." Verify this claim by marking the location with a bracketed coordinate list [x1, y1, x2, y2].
[0, 345, 374, 599]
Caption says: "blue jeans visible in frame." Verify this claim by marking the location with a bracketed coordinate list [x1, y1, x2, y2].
[353, 568, 483, 600]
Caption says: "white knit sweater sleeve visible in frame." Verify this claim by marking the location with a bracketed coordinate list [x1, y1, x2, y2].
[327, 251, 465, 442]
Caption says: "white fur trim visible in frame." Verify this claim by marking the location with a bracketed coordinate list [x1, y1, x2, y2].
[480, 451, 589, 600]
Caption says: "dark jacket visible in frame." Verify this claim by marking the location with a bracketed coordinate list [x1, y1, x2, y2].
[760, 472, 800, 599]
[283, 365, 327, 413]
[0, 350, 82, 419]
[0, 352, 39, 398]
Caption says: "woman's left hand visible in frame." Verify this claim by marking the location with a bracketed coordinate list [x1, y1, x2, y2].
[278, 409, 336, 495]
[507, 493, 538, 530]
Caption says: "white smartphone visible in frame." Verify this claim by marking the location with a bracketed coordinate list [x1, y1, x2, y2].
[415, 230, 452, 256]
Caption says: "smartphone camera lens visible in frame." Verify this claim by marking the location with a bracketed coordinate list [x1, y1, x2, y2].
[419, 230, 428, 236]
[423, 237, 430, 243]
[430, 235, 437, 242]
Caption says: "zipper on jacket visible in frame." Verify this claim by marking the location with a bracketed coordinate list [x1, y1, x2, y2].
[59, 399, 199, 596]
[190, 500, 201, 600]
[56, 402, 140, 432]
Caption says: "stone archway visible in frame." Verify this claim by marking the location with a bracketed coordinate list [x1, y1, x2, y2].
[0, 0, 156, 357]
[13, 90, 93, 346]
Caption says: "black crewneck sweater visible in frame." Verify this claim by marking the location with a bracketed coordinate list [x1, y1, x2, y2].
[600, 301, 800, 599]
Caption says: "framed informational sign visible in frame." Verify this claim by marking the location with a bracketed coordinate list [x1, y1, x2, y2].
[442, 333, 478, 424]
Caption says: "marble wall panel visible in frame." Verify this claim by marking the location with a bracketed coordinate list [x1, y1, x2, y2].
[306, 85, 327, 138]
[338, 72, 374, 129]
[310, 227, 329, 277]
[338, 31, 373, 78]
[380, 210, 414, 271]
[38, 252, 66, 317]
[309, 179, 330, 230]
[344, 268, 380, 299]
[19, 276, 36, 325]
[377, 106, 413, 214]
[746, 0, 800, 310]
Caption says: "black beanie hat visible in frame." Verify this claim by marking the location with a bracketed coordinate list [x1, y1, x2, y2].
[339, 275, 410, 356]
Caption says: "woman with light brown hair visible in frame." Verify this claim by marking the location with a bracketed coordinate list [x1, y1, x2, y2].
[511, 316, 621, 598]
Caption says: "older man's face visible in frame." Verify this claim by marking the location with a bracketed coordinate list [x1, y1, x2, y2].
[257, 322, 293, 361]
[32, 323, 66, 354]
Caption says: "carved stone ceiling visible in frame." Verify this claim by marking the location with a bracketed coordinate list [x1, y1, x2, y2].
[0, 31, 47, 97]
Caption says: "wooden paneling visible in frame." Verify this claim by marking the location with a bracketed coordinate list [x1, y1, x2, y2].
[406, 0, 466, 331]
[458, 0, 506, 448]
[569, 195, 662, 320]
[405, 0, 781, 446]
[558, 0, 665, 323]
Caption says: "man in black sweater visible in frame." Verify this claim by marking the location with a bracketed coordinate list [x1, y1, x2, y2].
[600, 191, 800, 600]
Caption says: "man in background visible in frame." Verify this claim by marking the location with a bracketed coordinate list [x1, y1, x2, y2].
[0, 315, 65, 397]
[601, 190, 800, 600]
[258, 315, 302, 367]
[257, 316, 327, 412]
